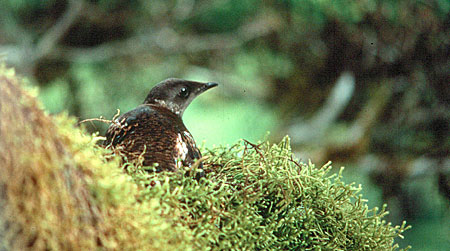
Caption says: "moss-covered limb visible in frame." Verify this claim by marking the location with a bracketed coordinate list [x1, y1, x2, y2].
[0, 65, 99, 250]
[127, 138, 410, 250]
[0, 64, 194, 250]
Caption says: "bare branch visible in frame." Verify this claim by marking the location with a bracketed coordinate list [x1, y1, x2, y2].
[0, 0, 83, 70]
[78, 109, 120, 126]
[44, 10, 282, 63]
[35, 0, 84, 60]
[288, 71, 356, 144]
[78, 117, 112, 126]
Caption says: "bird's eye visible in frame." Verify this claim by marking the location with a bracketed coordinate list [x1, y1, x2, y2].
[179, 87, 190, 98]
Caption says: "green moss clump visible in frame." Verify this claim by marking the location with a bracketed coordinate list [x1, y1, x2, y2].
[127, 139, 410, 250]
[0, 64, 410, 250]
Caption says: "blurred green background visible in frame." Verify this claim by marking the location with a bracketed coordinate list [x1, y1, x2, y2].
[1, 0, 449, 249]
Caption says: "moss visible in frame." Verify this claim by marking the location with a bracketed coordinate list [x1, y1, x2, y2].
[0, 64, 410, 250]
[127, 139, 410, 250]
[0, 64, 193, 250]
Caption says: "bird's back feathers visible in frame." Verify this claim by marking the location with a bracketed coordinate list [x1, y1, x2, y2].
[104, 104, 201, 171]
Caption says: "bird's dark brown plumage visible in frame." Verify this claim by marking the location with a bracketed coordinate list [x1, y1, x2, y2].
[103, 78, 218, 171]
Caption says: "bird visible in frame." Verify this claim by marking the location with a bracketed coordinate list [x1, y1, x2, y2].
[103, 78, 218, 172]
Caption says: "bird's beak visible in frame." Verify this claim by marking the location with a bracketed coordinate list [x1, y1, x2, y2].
[200, 82, 218, 92]
[205, 82, 218, 89]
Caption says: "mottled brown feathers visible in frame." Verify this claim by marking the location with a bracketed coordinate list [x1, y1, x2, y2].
[104, 79, 217, 171]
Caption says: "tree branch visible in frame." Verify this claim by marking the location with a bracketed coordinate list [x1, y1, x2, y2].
[0, 0, 84, 70]
[35, 0, 84, 60]
[46, 9, 282, 63]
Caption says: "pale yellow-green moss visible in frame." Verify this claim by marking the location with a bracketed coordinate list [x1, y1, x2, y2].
[0, 64, 193, 250]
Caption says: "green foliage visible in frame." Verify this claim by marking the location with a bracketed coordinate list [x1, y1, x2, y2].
[4, 0, 56, 13]
[185, 0, 258, 33]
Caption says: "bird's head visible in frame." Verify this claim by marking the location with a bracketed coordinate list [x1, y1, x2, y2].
[144, 78, 218, 117]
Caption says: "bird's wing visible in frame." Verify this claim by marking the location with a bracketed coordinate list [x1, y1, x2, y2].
[104, 105, 154, 147]
[180, 130, 202, 165]
[104, 104, 201, 171]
